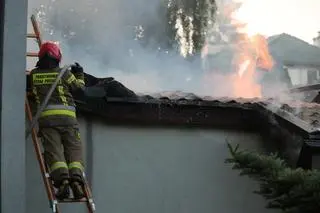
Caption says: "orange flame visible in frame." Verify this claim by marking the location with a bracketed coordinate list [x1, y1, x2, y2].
[230, 33, 274, 98]
[202, 2, 274, 99]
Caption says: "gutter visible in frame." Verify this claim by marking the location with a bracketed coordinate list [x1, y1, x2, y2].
[256, 102, 320, 169]
[289, 83, 320, 93]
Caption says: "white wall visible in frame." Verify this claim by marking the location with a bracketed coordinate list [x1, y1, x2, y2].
[26, 114, 281, 213]
[287, 67, 308, 86]
[287, 67, 320, 86]
[1, 0, 28, 212]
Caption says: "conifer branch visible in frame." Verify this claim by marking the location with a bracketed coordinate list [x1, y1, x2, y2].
[225, 143, 320, 213]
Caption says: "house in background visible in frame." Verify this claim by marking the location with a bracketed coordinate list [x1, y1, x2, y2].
[203, 33, 320, 95]
[267, 33, 320, 86]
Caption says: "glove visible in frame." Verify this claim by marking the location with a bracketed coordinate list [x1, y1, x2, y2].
[71, 62, 83, 74]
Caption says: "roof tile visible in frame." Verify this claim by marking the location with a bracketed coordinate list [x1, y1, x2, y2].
[79, 73, 320, 130]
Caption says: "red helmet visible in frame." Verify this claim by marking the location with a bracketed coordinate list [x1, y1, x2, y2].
[38, 41, 62, 62]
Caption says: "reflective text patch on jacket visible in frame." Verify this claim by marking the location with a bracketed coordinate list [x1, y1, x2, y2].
[30, 67, 85, 127]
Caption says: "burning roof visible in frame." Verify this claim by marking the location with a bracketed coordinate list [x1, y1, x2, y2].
[73, 73, 320, 131]
[68, 72, 320, 168]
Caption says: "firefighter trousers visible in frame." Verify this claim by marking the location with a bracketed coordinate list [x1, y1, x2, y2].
[39, 125, 85, 187]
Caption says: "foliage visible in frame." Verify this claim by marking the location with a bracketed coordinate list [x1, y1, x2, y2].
[134, 0, 217, 57]
[225, 143, 320, 213]
[164, 0, 217, 55]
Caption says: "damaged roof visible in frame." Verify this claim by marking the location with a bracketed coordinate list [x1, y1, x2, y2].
[74, 73, 320, 131]
[26, 68, 320, 169]
[68, 73, 320, 169]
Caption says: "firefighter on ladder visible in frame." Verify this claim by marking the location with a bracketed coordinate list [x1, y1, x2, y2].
[28, 41, 86, 200]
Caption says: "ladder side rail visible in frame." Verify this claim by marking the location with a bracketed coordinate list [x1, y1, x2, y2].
[43, 153, 61, 213]
[26, 15, 61, 213]
[82, 173, 96, 212]
[25, 98, 61, 213]
[31, 14, 43, 46]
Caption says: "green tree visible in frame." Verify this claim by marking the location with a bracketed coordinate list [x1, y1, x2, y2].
[163, 0, 217, 57]
[225, 143, 320, 213]
[134, 0, 217, 57]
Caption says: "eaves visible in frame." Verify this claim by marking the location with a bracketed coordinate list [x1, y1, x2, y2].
[73, 94, 320, 170]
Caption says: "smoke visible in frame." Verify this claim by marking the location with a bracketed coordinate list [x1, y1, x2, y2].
[27, 0, 203, 94]
[26, 0, 298, 102]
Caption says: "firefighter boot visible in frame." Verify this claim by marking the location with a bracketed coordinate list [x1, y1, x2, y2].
[69, 168, 85, 199]
[55, 179, 70, 200]
[70, 181, 85, 199]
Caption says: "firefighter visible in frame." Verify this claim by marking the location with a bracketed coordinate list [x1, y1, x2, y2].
[29, 41, 86, 200]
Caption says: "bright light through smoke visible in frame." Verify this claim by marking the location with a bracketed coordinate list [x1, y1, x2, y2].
[232, 0, 264, 36]
[232, 0, 320, 42]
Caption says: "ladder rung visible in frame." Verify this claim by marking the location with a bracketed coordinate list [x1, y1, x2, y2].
[58, 198, 88, 203]
[26, 52, 38, 57]
[27, 33, 37, 38]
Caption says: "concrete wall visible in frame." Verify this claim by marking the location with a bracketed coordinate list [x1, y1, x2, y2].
[1, 0, 28, 212]
[26, 114, 280, 213]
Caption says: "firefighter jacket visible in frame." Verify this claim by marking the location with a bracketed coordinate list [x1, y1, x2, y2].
[29, 66, 85, 127]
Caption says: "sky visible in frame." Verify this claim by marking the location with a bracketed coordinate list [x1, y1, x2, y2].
[234, 0, 320, 43]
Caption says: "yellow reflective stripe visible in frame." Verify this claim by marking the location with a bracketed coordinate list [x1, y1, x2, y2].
[33, 73, 61, 85]
[33, 73, 58, 78]
[50, 161, 68, 172]
[67, 75, 76, 84]
[76, 131, 81, 140]
[77, 79, 85, 85]
[67, 75, 85, 87]
[32, 86, 40, 104]
[57, 85, 68, 106]
[40, 109, 76, 118]
[68, 162, 84, 171]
